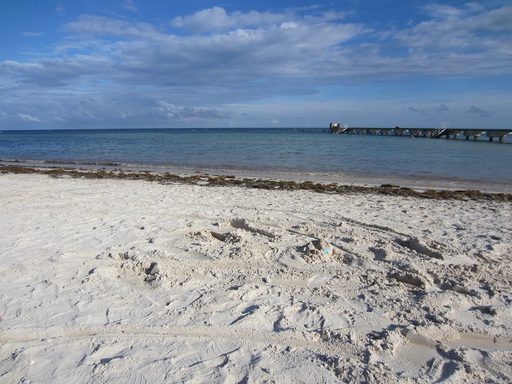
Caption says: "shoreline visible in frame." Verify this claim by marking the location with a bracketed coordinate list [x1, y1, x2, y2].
[1, 162, 511, 200]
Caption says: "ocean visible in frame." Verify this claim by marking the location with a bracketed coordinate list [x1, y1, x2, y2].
[1, 128, 511, 189]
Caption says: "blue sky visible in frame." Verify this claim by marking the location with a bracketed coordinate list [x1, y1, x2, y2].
[1, 0, 511, 129]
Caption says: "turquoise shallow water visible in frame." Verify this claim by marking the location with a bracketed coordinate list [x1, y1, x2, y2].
[1, 128, 511, 187]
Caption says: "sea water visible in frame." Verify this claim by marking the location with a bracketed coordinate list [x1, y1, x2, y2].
[1, 128, 511, 187]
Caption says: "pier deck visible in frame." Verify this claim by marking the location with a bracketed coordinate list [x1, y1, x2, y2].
[329, 125, 512, 142]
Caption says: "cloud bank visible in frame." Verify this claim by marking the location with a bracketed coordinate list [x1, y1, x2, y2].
[1, 3, 511, 128]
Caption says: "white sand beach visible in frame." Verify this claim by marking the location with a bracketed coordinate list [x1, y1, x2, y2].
[1, 173, 511, 383]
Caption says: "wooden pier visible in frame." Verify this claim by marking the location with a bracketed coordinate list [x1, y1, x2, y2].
[329, 123, 512, 142]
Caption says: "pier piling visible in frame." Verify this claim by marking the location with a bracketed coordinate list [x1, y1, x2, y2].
[328, 125, 511, 143]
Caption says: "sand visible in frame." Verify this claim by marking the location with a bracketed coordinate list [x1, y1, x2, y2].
[0, 173, 511, 383]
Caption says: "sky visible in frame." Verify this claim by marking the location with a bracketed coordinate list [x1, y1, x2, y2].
[0, 0, 511, 129]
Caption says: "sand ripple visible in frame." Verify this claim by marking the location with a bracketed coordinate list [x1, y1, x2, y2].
[1, 174, 511, 382]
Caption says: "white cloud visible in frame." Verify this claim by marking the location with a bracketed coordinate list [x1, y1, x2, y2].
[170, 7, 288, 33]
[18, 113, 42, 123]
[0, 57, 114, 87]
[22, 31, 44, 37]
[393, 4, 512, 74]
[469, 4, 512, 32]
[422, 4, 466, 20]
[157, 102, 230, 122]
[22, 5, 512, 91]
[55, 6, 65, 17]
[0, 4, 511, 128]
[123, 0, 138, 12]
[64, 15, 161, 40]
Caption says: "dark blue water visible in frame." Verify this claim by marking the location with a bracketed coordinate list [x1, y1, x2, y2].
[1, 128, 511, 186]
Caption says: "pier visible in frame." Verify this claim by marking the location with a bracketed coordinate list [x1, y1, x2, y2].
[329, 123, 512, 142]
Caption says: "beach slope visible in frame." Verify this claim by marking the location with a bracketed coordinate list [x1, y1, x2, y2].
[1, 174, 511, 382]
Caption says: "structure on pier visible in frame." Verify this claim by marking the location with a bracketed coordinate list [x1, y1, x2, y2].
[328, 124, 512, 142]
[434, 128, 511, 142]
[329, 122, 342, 134]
